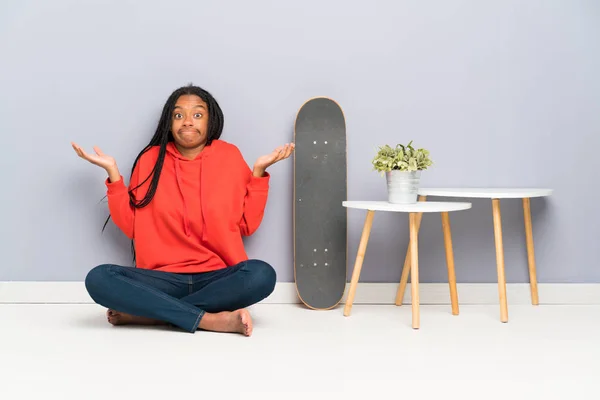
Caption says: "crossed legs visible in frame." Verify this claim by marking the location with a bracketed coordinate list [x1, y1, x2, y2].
[84, 259, 276, 335]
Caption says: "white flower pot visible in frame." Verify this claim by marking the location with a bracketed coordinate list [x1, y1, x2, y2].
[385, 170, 421, 204]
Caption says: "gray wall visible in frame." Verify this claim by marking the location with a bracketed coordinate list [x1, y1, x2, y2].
[1, 0, 598, 283]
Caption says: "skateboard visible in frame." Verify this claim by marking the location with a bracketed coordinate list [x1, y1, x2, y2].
[293, 97, 347, 309]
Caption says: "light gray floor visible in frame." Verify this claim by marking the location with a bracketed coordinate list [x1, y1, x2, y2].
[1, 304, 598, 399]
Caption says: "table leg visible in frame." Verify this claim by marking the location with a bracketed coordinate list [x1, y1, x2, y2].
[344, 210, 375, 317]
[410, 213, 420, 329]
[522, 197, 540, 305]
[492, 199, 509, 323]
[396, 195, 427, 306]
[441, 212, 459, 315]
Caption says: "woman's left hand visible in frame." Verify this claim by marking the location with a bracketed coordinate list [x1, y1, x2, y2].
[253, 143, 295, 176]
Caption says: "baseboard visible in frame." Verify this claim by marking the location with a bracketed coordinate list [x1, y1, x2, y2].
[0, 282, 599, 305]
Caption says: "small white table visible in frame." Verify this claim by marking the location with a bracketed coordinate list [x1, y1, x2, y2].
[398, 188, 553, 323]
[342, 201, 472, 329]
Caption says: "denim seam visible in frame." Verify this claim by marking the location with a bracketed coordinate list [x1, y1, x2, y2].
[110, 270, 202, 328]
[193, 310, 205, 331]
[189, 261, 248, 286]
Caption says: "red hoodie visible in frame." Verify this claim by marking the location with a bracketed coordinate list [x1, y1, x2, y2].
[105, 140, 270, 273]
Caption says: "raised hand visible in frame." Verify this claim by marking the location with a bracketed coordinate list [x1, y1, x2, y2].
[253, 143, 295, 175]
[71, 142, 122, 183]
[71, 142, 117, 171]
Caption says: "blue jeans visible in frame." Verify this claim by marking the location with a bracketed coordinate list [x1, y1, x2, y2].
[84, 259, 276, 333]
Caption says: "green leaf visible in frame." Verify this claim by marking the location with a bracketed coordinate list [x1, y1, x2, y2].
[371, 141, 433, 172]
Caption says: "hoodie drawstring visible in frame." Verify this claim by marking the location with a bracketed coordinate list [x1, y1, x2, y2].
[174, 159, 191, 237]
[199, 157, 207, 242]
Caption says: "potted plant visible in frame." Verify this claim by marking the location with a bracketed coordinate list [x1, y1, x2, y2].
[371, 140, 433, 204]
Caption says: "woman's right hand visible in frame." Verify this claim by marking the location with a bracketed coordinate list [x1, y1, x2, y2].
[72, 142, 122, 182]
[71, 142, 117, 171]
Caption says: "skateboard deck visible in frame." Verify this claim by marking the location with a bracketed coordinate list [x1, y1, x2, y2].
[293, 97, 347, 309]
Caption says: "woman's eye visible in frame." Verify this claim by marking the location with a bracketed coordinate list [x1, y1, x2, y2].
[174, 113, 182, 119]
[194, 113, 202, 118]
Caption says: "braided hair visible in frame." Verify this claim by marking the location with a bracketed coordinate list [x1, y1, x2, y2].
[102, 84, 224, 262]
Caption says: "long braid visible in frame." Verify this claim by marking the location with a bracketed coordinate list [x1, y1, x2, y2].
[101, 84, 225, 264]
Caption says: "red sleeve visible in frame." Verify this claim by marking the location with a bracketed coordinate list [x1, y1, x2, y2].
[105, 163, 140, 239]
[237, 151, 270, 236]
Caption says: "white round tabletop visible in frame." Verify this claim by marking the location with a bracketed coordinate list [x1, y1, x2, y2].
[342, 201, 472, 213]
[417, 188, 553, 199]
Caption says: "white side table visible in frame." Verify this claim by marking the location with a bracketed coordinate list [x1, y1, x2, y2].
[396, 188, 553, 323]
[342, 201, 472, 329]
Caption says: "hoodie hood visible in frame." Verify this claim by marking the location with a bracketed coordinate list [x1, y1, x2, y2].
[165, 140, 215, 160]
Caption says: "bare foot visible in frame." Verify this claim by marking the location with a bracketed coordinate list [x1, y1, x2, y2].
[198, 309, 253, 336]
[106, 309, 166, 326]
